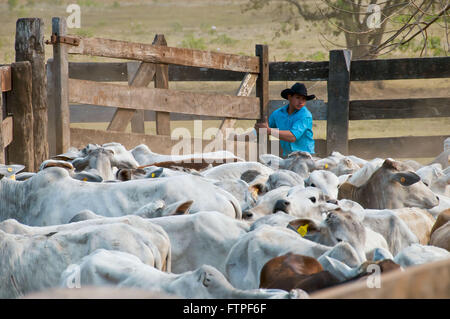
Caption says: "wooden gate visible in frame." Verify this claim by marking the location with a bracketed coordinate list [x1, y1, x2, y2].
[46, 17, 269, 161]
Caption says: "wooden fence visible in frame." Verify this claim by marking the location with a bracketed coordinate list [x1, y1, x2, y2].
[6, 17, 449, 169]
[46, 17, 269, 160]
[0, 61, 37, 171]
[0, 65, 13, 165]
[64, 52, 450, 160]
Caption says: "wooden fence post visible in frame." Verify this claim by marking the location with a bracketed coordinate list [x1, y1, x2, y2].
[326, 49, 352, 155]
[255, 44, 269, 158]
[153, 34, 171, 136]
[15, 18, 48, 167]
[6, 61, 35, 171]
[0, 75, 4, 164]
[50, 17, 70, 155]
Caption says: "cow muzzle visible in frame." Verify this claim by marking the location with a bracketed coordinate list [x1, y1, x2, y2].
[273, 199, 290, 214]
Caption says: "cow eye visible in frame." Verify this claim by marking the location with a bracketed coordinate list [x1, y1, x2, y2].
[336, 238, 343, 242]
[309, 197, 316, 203]
[310, 183, 316, 187]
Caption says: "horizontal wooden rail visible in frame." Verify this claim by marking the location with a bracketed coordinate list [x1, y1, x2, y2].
[69, 79, 261, 119]
[350, 98, 450, 120]
[351, 56, 450, 81]
[349, 135, 447, 158]
[67, 56, 450, 82]
[67, 36, 260, 73]
[311, 257, 450, 298]
[0, 66, 12, 92]
[1, 116, 13, 147]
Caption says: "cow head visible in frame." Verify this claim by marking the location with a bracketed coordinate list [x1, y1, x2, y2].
[173, 265, 305, 299]
[339, 159, 439, 209]
[273, 186, 337, 220]
[305, 170, 341, 200]
[134, 199, 194, 218]
[279, 151, 316, 178]
[287, 207, 367, 262]
[265, 169, 304, 192]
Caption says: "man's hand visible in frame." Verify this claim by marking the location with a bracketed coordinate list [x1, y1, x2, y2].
[254, 116, 271, 135]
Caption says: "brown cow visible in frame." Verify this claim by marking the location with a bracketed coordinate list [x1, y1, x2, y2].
[430, 222, 450, 251]
[342, 259, 402, 284]
[338, 159, 439, 209]
[259, 253, 340, 293]
[260, 253, 402, 294]
[430, 209, 450, 236]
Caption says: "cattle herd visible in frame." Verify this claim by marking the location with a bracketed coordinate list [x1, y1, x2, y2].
[0, 139, 449, 299]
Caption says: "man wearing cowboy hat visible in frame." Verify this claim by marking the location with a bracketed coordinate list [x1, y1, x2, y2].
[254, 82, 315, 157]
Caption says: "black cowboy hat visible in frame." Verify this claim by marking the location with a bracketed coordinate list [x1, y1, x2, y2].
[281, 83, 316, 100]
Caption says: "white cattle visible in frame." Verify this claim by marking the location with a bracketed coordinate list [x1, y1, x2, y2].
[242, 186, 291, 220]
[339, 159, 439, 210]
[305, 170, 341, 199]
[314, 152, 361, 176]
[131, 144, 243, 166]
[0, 168, 242, 226]
[264, 169, 304, 192]
[275, 186, 338, 220]
[40, 160, 104, 182]
[390, 208, 436, 245]
[150, 211, 249, 274]
[201, 161, 274, 182]
[0, 216, 171, 299]
[225, 224, 363, 290]
[60, 249, 306, 299]
[275, 151, 316, 178]
[416, 164, 450, 197]
[259, 153, 283, 169]
[431, 137, 450, 169]
[347, 158, 384, 187]
[213, 179, 259, 212]
[359, 209, 420, 256]
[251, 210, 389, 261]
[393, 243, 450, 268]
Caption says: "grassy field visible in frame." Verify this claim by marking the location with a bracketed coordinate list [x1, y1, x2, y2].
[1, 0, 449, 162]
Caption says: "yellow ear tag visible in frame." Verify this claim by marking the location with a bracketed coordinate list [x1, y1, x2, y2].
[7, 167, 13, 172]
[83, 178, 88, 182]
[400, 177, 406, 183]
[297, 224, 308, 237]
[9, 175, 16, 181]
[324, 164, 328, 169]
[151, 173, 155, 178]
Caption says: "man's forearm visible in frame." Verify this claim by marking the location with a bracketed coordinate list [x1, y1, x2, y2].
[268, 128, 296, 143]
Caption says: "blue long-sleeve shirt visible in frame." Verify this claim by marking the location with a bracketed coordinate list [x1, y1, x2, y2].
[268, 104, 315, 157]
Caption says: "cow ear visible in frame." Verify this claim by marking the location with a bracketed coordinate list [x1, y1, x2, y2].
[249, 183, 266, 200]
[116, 169, 132, 181]
[72, 156, 90, 171]
[338, 174, 351, 187]
[392, 172, 420, 186]
[72, 171, 103, 183]
[148, 167, 164, 178]
[163, 200, 193, 216]
[338, 182, 355, 200]
[287, 218, 320, 237]
[40, 160, 74, 171]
